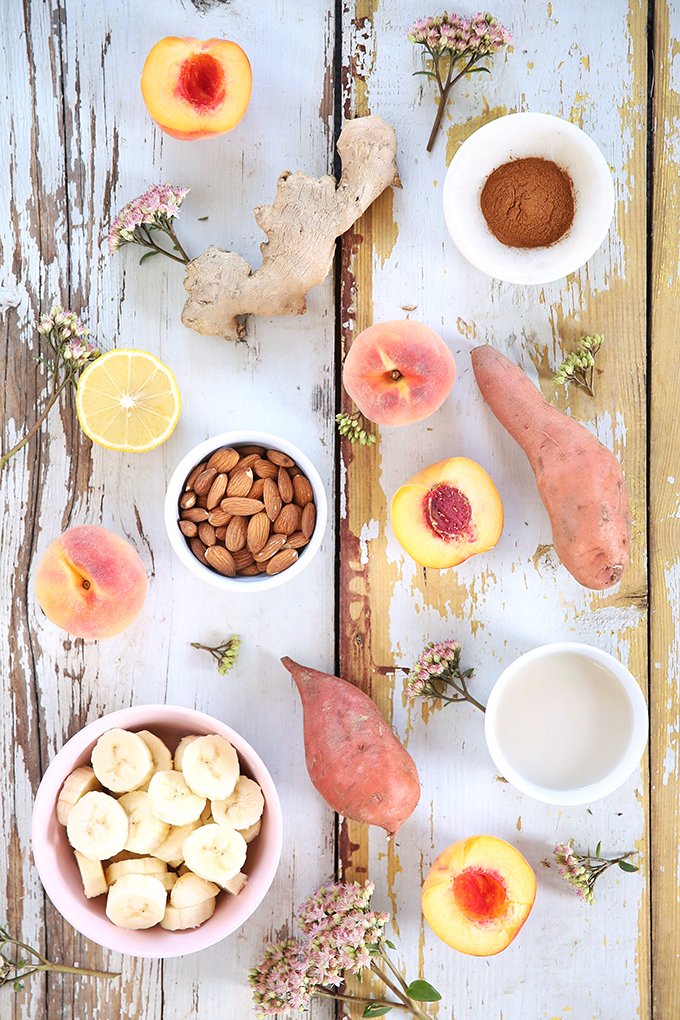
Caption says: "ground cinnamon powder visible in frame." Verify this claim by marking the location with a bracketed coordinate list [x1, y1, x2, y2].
[480, 157, 574, 248]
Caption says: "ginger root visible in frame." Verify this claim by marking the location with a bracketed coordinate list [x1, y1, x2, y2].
[181, 115, 400, 342]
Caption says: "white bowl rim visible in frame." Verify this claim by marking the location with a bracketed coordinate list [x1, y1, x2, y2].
[443, 111, 615, 285]
[164, 430, 328, 592]
[31, 704, 284, 958]
[483, 642, 648, 805]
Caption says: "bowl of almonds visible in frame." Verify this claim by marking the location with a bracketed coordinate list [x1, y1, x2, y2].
[164, 431, 327, 590]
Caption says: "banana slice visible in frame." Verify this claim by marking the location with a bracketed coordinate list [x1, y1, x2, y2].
[57, 766, 102, 825]
[136, 730, 173, 774]
[157, 871, 178, 893]
[147, 770, 206, 826]
[237, 818, 262, 844]
[173, 734, 200, 771]
[211, 776, 264, 831]
[91, 729, 154, 793]
[181, 822, 247, 887]
[152, 820, 200, 864]
[181, 735, 239, 801]
[223, 872, 248, 896]
[105, 856, 168, 884]
[170, 872, 220, 909]
[160, 897, 216, 931]
[105, 873, 167, 930]
[118, 790, 170, 854]
[74, 850, 108, 898]
[66, 791, 129, 861]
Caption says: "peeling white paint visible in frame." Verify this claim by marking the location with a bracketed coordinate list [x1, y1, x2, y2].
[359, 517, 380, 564]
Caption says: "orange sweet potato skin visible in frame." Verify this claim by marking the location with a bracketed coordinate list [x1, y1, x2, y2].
[281, 657, 420, 837]
[471, 345, 631, 590]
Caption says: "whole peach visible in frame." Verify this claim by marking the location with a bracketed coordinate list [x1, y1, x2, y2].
[342, 320, 456, 426]
[34, 526, 147, 640]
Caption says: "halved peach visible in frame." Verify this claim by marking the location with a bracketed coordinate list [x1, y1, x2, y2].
[390, 458, 503, 568]
[343, 320, 456, 426]
[141, 37, 252, 141]
[422, 835, 536, 956]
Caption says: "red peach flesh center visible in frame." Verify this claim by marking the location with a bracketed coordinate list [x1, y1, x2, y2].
[178, 52, 226, 111]
[425, 484, 472, 540]
[452, 867, 509, 924]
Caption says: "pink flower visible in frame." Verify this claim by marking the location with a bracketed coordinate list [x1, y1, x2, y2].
[248, 939, 314, 1017]
[107, 183, 189, 252]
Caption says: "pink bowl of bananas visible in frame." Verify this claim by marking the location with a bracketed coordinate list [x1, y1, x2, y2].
[31, 704, 283, 958]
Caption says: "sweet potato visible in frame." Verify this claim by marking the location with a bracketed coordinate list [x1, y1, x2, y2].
[470, 344, 631, 590]
[281, 657, 420, 837]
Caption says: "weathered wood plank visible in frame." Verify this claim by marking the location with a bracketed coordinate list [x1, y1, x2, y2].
[340, 2, 649, 1018]
[650, 3, 680, 1017]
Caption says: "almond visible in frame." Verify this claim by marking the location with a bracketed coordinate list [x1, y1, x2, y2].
[263, 478, 283, 522]
[196, 494, 210, 509]
[206, 473, 228, 509]
[179, 491, 197, 510]
[198, 522, 217, 547]
[221, 497, 265, 516]
[292, 474, 314, 507]
[249, 477, 266, 500]
[205, 545, 236, 577]
[273, 503, 301, 535]
[208, 508, 232, 527]
[253, 534, 287, 562]
[238, 445, 265, 457]
[247, 512, 270, 554]
[236, 453, 261, 472]
[179, 520, 198, 538]
[184, 461, 208, 491]
[277, 466, 294, 504]
[193, 467, 218, 496]
[225, 515, 248, 552]
[266, 548, 298, 574]
[226, 468, 254, 498]
[253, 458, 279, 480]
[238, 563, 262, 576]
[207, 447, 240, 474]
[285, 530, 310, 550]
[301, 502, 316, 540]
[232, 548, 256, 570]
[267, 449, 295, 468]
[215, 525, 228, 541]
[180, 507, 209, 523]
[190, 537, 209, 565]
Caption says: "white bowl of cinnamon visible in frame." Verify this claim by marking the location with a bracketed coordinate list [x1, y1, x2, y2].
[442, 112, 615, 285]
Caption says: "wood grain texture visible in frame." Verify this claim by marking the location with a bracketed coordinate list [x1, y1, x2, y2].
[340, 1, 649, 1018]
[1, 2, 335, 1018]
[650, 4, 680, 1018]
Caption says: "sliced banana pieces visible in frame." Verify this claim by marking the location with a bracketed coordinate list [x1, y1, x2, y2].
[57, 725, 264, 932]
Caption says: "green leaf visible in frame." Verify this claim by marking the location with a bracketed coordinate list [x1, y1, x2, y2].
[618, 860, 638, 873]
[412, 70, 437, 78]
[384, 939, 397, 950]
[198, 216, 209, 221]
[139, 251, 159, 265]
[406, 980, 442, 1002]
[587, 808, 593, 815]
[595, 841, 602, 857]
[13, 981, 23, 992]
[466, 66, 491, 74]
[363, 1005, 392, 1017]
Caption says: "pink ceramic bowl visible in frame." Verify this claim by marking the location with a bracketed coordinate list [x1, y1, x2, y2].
[31, 705, 283, 958]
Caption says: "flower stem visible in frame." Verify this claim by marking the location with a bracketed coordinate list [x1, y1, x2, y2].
[0, 369, 71, 471]
[426, 53, 481, 152]
[379, 946, 411, 994]
[313, 985, 413, 1013]
[139, 226, 187, 265]
[371, 961, 432, 1020]
[165, 222, 191, 264]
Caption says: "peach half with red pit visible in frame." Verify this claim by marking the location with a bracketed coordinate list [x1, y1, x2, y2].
[390, 457, 503, 568]
[141, 37, 252, 141]
[421, 835, 536, 956]
[342, 319, 456, 426]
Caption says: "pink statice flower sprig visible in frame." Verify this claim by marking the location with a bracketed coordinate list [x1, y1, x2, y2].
[554, 841, 638, 905]
[408, 12, 511, 152]
[249, 881, 441, 1019]
[405, 640, 485, 713]
[107, 183, 191, 265]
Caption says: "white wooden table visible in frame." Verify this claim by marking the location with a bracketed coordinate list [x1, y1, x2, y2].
[1, 1, 676, 1018]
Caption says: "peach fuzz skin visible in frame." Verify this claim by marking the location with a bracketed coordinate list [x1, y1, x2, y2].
[141, 38, 252, 141]
[34, 525, 147, 640]
[422, 835, 536, 956]
[390, 458, 503, 569]
[342, 320, 456, 426]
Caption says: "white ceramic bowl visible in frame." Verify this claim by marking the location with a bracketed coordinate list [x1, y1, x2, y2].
[31, 705, 283, 958]
[164, 431, 327, 591]
[484, 643, 648, 805]
[443, 112, 615, 284]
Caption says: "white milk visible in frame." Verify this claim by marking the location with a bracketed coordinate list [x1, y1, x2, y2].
[493, 651, 634, 790]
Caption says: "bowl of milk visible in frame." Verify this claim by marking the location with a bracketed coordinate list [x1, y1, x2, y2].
[484, 643, 648, 805]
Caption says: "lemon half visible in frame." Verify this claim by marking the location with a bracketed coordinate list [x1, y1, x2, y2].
[76, 349, 181, 453]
